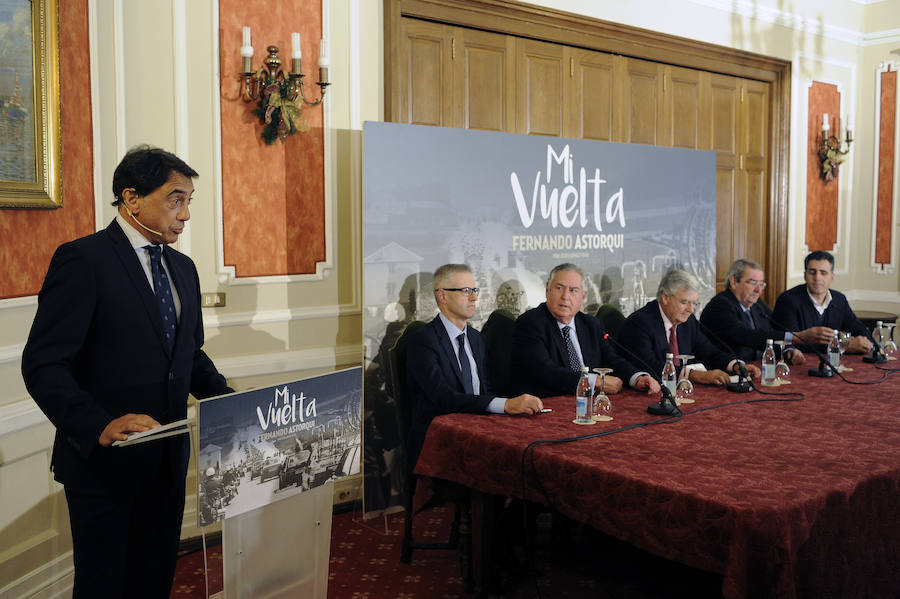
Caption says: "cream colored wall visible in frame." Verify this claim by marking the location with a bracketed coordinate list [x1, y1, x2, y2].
[2, 0, 898, 595]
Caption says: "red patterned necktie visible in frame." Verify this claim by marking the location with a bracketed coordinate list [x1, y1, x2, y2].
[669, 324, 679, 366]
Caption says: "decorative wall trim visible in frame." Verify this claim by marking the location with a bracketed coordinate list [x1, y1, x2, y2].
[88, 0, 104, 233]
[172, 0, 192, 256]
[0, 550, 73, 599]
[0, 342, 362, 437]
[688, 0, 863, 45]
[214, 1, 332, 283]
[871, 60, 899, 274]
[0, 296, 37, 309]
[0, 343, 24, 366]
[0, 397, 44, 436]
[215, 343, 362, 379]
[844, 288, 900, 304]
[689, 0, 900, 47]
[791, 54, 857, 281]
[201, 302, 361, 328]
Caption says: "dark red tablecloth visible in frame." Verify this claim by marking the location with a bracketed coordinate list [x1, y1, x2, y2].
[414, 356, 900, 598]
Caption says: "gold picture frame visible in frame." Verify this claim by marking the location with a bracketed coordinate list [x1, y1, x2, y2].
[0, 0, 61, 209]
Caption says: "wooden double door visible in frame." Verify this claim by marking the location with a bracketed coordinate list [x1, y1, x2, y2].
[389, 16, 777, 298]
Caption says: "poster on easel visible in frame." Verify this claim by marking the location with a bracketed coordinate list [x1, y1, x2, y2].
[197, 367, 362, 527]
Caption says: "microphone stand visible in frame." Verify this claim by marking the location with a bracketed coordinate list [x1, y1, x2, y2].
[861, 344, 887, 364]
[693, 317, 752, 393]
[602, 333, 681, 416]
[763, 314, 837, 378]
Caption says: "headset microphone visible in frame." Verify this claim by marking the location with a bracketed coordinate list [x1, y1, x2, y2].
[602, 332, 680, 416]
[126, 207, 166, 238]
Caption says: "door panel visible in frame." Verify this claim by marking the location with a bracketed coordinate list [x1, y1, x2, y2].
[453, 29, 515, 131]
[516, 38, 566, 136]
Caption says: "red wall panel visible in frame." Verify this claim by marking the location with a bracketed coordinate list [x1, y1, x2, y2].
[0, 0, 95, 299]
[219, 0, 326, 277]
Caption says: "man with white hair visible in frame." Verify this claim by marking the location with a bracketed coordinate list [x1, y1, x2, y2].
[619, 268, 760, 385]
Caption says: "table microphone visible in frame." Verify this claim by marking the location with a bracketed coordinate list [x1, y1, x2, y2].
[861, 342, 887, 364]
[694, 318, 752, 392]
[762, 314, 835, 378]
[601, 333, 680, 416]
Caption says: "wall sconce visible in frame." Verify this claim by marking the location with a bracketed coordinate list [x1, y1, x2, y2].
[239, 27, 330, 145]
[818, 113, 853, 184]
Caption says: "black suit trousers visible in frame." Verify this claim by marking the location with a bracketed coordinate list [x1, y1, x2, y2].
[64, 442, 186, 599]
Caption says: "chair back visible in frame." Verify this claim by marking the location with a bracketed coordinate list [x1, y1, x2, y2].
[388, 320, 426, 448]
[595, 303, 626, 340]
[481, 309, 517, 396]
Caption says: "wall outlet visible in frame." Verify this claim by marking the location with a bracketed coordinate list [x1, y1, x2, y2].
[201, 292, 226, 307]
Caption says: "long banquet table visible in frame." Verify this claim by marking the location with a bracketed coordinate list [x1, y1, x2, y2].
[414, 355, 900, 598]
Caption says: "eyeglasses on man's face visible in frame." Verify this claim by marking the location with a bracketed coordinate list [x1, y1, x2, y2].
[441, 287, 480, 297]
[741, 279, 766, 289]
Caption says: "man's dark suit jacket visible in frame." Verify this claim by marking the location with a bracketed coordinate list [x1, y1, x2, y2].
[23, 220, 231, 491]
[771, 284, 871, 351]
[699, 289, 779, 362]
[619, 300, 735, 376]
[510, 303, 639, 398]
[405, 315, 494, 471]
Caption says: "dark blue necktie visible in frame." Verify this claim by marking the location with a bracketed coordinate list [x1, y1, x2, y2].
[145, 245, 177, 351]
[457, 332, 474, 394]
[562, 325, 581, 372]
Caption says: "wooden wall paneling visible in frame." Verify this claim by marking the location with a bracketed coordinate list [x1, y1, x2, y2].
[805, 82, 841, 253]
[875, 66, 897, 268]
[622, 58, 664, 145]
[740, 79, 771, 284]
[665, 66, 709, 151]
[386, 0, 790, 297]
[452, 28, 516, 131]
[567, 49, 618, 141]
[710, 74, 740, 291]
[516, 38, 567, 136]
[400, 18, 453, 126]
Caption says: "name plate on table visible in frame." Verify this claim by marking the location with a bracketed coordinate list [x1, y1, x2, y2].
[196, 367, 362, 527]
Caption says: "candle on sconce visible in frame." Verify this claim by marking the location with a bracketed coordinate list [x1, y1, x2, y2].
[240, 26, 254, 73]
[318, 38, 329, 83]
[846, 121, 853, 142]
[291, 32, 302, 75]
[822, 113, 830, 133]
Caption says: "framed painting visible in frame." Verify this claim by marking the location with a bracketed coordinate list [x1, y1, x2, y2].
[0, 0, 61, 208]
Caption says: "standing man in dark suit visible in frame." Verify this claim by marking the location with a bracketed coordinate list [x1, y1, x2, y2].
[405, 264, 543, 471]
[772, 250, 873, 353]
[700, 258, 814, 365]
[619, 268, 760, 385]
[510, 263, 660, 399]
[22, 146, 233, 598]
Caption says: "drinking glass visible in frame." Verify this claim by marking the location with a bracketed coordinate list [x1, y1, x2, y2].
[592, 368, 614, 421]
[839, 331, 851, 356]
[882, 323, 897, 357]
[773, 340, 790, 382]
[675, 354, 695, 404]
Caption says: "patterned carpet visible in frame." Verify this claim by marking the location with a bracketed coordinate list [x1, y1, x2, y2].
[171, 503, 723, 598]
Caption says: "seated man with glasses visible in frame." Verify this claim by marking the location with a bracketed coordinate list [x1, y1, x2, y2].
[405, 264, 543, 471]
[700, 258, 812, 365]
[772, 250, 873, 354]
[619, 268, 760, 386]
[510, 263, 660, 398]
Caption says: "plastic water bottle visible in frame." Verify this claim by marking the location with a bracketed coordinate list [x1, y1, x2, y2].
[575, 366, 593, 424]
[662, 353, 677, 400]
[762, 338, 776, 385]
[828, 330, 841, 369]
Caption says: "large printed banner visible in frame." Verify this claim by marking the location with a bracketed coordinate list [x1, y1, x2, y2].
[362, 122, 716, 514]
[197, 367, 362, 527]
